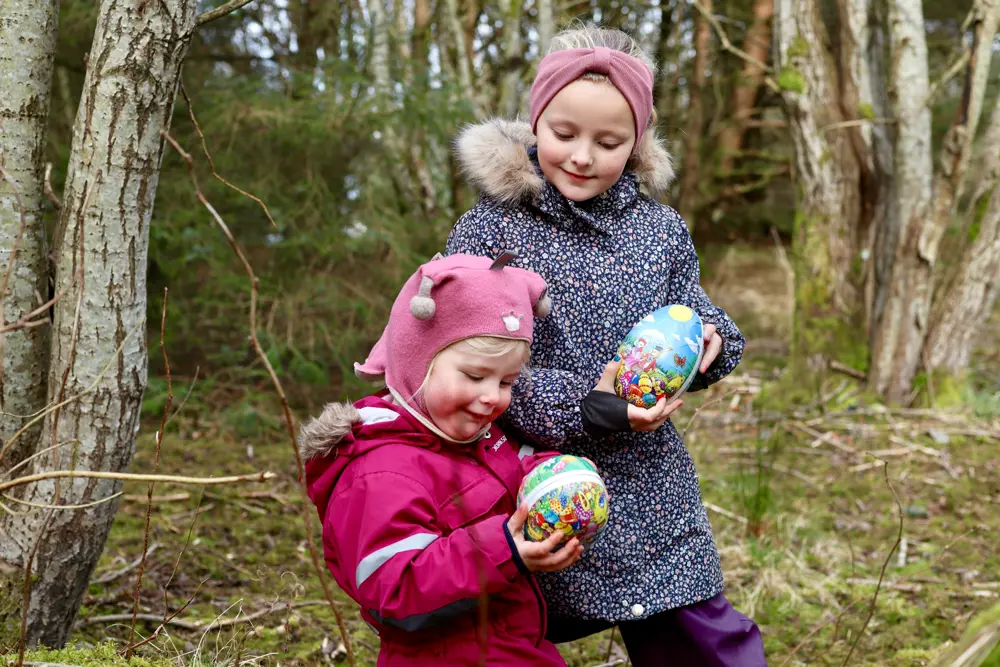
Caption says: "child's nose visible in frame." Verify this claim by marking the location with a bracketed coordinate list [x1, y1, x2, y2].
[571, 145, 593, 166]
[480, 385, 500, 405]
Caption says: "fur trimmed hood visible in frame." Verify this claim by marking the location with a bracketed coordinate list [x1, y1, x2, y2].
[298, 402, 361, 460]
[455, 118, 675, 206]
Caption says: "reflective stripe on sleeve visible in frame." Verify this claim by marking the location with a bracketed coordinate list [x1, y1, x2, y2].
[355, 533, 439, 588]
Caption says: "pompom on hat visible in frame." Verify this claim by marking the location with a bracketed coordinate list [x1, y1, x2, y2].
[355, 252, 551, 415]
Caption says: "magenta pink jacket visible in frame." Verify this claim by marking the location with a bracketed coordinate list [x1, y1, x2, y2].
[301, 394, 566, 666]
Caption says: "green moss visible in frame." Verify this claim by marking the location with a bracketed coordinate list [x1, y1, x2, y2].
[857, 102, 876, 120]
[19, 641, 176, 666]
[778, 69, 806, 94]
[911, 370, 967, 407]
[0, 571, 24, 651]
[788, 36, 810, 58]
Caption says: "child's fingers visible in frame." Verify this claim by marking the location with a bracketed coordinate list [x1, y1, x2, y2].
[534, 539, 583, 571]
[701, 328, 722, 373]
[507, 503, 529, 534]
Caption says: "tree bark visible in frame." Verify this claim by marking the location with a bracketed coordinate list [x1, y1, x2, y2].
[925, 85, 1000, 372]
[446, 0, 477, 112]
[537, 0, 554, 55]
[0, 0, 198, 648]
[0, 0, 57, 482]
[775, 0, 864, 368]
[717, 0, 773, 175]
[866, 0, 945, 401]
[678, 0, 712, 226]
[411, 0, 432, 70]
[497, 0, 523, 118]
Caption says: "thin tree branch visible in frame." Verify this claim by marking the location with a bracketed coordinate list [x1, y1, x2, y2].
[125, 288, 172, 658]
[92, 544, 160, 585]
[179, 83, 278, 229]
[161, 130, 357, 667]
[80, 599, 327, 630]
[0, 470, 276, 496]
[925, 51, 970, 110]
[690, 0, 780, 93]
[195, 0, 256, 26]
[841, 462, 904, 666]
[43, 163, 61, 210]
[1, 490, 121, 511]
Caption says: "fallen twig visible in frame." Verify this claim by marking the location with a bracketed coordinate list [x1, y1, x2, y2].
[78, 599, 327, 631]
[0, 471, 275, 496]
[92, 544, 161, 585]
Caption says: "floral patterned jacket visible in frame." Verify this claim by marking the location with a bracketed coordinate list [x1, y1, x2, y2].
[446, 119, 745, 622]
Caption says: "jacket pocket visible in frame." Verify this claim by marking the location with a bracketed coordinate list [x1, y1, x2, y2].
[438, 474, 508, 532]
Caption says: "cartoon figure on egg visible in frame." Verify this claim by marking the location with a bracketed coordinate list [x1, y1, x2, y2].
[623, 336, 648, 367]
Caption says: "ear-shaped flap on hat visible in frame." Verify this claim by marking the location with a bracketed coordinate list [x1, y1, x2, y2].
[354, 332, 388, 382]
[534, 288, 552, 318]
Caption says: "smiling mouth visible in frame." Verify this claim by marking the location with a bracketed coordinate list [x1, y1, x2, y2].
[562, 168, 594, 180]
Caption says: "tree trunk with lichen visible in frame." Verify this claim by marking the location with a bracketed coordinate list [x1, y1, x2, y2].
[774, 0, 869, 375]
[0, 0, 197, 648]
[0, 0, 57, 478]
[0, 0, 58, 645]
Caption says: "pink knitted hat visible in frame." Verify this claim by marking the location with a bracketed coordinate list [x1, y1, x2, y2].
[530, 46, 655, 147]
[354, 253, 551, 412]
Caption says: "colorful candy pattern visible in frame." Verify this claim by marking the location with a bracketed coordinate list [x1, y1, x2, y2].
[518, 455, 609, 548]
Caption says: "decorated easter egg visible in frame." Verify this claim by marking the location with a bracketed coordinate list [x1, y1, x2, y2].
[614, 304, 705, 408]
[517, 455, 609, 548]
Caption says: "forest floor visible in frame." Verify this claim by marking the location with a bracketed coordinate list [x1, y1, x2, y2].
[14, 244, 1000, 667]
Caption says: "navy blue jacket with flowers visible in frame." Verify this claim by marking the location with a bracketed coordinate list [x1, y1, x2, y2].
[445, 119, 745, 622]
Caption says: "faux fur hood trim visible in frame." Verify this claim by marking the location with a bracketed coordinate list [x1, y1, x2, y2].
[298, 402, 360, 460]
[455, 118, 675, 205]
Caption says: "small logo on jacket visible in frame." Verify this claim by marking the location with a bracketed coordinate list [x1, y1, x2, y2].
[490, 435, 508, 451]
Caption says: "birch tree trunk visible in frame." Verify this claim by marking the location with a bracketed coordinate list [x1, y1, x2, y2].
[717, 0, 773, 175]
[0, 0, 198, 647]
[497, 0, 523, 118]
[925, 80, 1000, 373]
[774, 0, 865, 368]
[0, 0, 57, 483]
[867, 0, 975, 401]
[537, 0, 554, 55]
[678, 0, 711, 226]
[446, 0, 477, 112]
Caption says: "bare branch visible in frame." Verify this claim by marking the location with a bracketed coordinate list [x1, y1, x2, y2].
[195, 0, 256, 26]
[162, 130, 357, 667]
[925, 50, 971, 109]
[79, 599, 327, 630]
[125, 288, 172, 658]
[841, 462, 904, 666]
[43, 163, 61, 210]
[92, 544, 160, 585]
[1, 490, 122, 511]
[0, 470, 277, 496]
[179, 84, 277, 229]
[691, 0, 780, 92]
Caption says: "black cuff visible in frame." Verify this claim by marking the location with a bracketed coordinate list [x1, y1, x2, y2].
[503, 520, 531, 577]
[581, 390, 632, 437]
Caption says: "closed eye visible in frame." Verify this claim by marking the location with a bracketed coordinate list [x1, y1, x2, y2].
[463, 372, 483, 382]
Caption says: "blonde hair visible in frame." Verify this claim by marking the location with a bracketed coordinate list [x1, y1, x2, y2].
[548, 24, 658, 78]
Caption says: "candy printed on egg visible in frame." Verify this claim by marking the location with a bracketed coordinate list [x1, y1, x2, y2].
[614, 304, 705, 408]
[518, 455, 609, 549]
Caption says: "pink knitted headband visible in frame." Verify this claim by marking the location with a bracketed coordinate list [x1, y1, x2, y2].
[529, 46, 655, 147]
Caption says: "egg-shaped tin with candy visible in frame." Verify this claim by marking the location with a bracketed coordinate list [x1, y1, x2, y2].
[614, 304, 704, 408]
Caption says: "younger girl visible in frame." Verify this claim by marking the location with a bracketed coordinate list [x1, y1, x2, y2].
[300, 254, 582, 666]
[447, 26, 767, 667]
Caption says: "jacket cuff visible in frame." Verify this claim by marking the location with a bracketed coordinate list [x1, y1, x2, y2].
[503, 520, 531, 577]
[581, 390, 632, 436]
[466, 514, 521, 582]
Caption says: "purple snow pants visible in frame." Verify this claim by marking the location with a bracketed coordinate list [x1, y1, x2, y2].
[546, 593, 768, 667]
